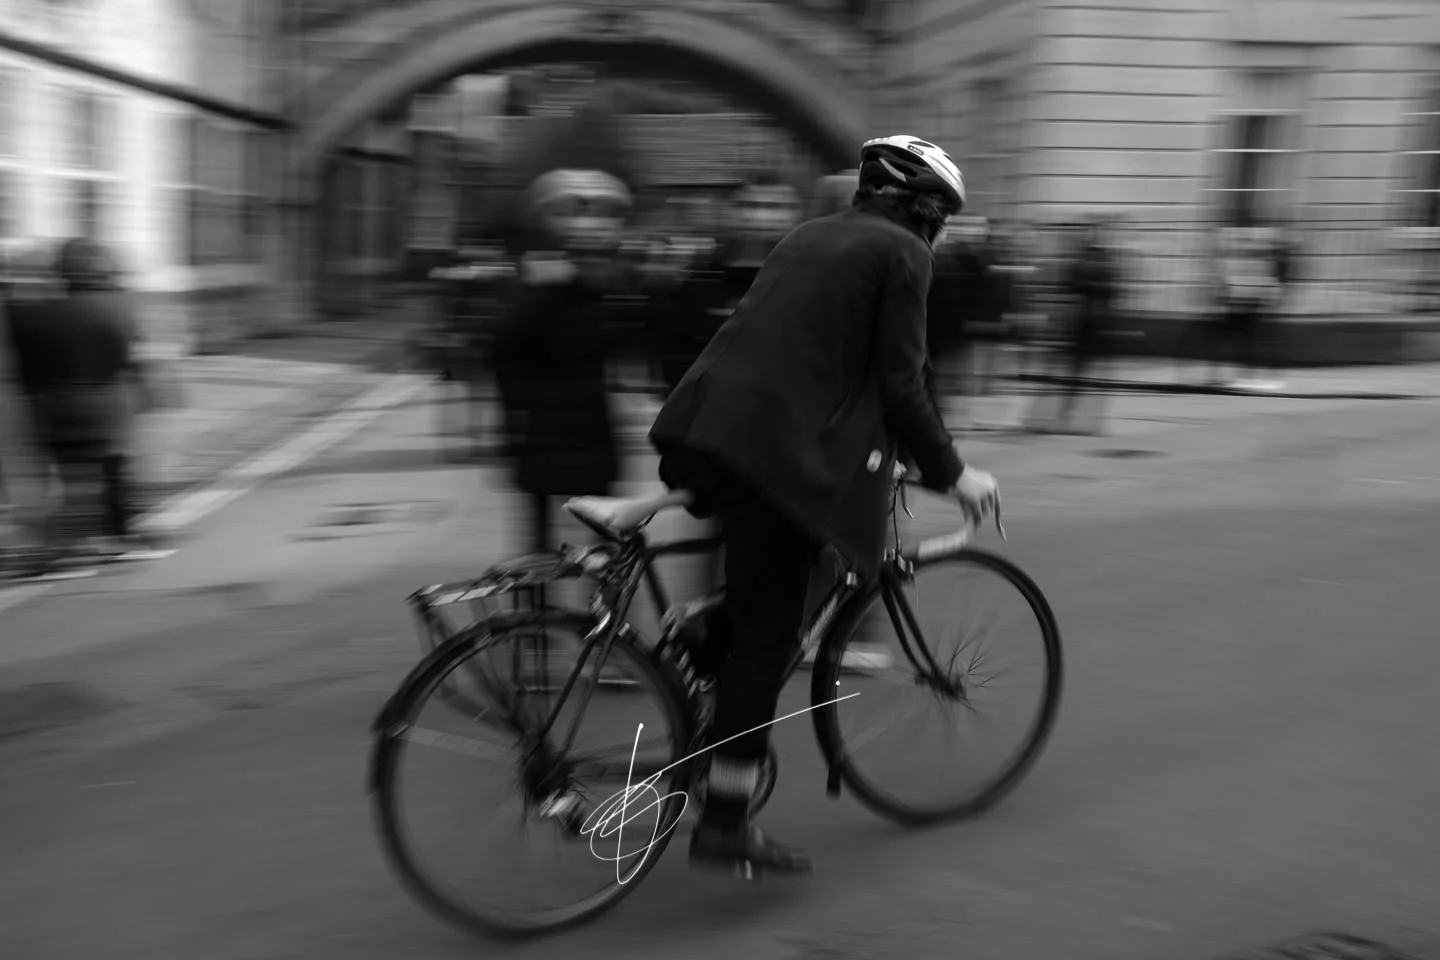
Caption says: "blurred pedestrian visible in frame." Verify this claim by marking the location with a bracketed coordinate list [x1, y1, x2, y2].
[6, 238, 166, 566]
[1055, 217, 1120, 431]
[656, 174, 801, 394]
[1217, 224, 1284, 391]
[491, 169, 631, 555]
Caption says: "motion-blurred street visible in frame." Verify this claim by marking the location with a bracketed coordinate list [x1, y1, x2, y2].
[2, 376, 1439, 960]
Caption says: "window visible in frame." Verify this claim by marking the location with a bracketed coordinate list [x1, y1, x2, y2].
[55, 86, 119, 241]
[0, 170, 13, 236]
[969, 77, 1021, 215]
[176, 113, 259, 265]
[0, 72, 15, 159]
[1211, 71, 1306, 224]
[370, 162, 402, 261]
[407, 132, 456, 250]
[1213, 111, 1301, 223]
[72, 178, 101, 238]
[242, 131, 268, 261]
[1403, 87, 1440, 226]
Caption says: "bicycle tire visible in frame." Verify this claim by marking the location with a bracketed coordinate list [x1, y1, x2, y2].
[810, 548, 1063, 826]
[371, 608, 696, 939]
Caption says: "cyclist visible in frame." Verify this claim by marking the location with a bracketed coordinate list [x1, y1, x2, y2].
[649, 135, 1000, 877]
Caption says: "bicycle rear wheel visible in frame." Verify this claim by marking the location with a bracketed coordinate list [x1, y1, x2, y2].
[372, 609, 694, 938]
[811, 549, 1062, 825]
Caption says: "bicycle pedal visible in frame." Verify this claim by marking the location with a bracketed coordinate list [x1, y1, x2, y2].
[537, 791, 588, 837]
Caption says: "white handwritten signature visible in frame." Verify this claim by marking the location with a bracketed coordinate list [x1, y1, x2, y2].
[575, 689, 860, 883]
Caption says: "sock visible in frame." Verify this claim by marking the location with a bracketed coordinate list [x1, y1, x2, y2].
[702, 755, 759, 830]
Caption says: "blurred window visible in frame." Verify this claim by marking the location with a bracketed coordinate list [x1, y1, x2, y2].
[242, 129, 267, 262]
[180, 113, 260, 266]
[0, 71, 15, 159]
[1403, 88, 1440, 227]
[58, 86, 118, 241]
[407, 131, 457, 251]
[1211, 71, 1305, 225]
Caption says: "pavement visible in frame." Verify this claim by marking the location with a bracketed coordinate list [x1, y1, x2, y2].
[1018, 356, 1440, 400]
[2, 374, 1440, 958]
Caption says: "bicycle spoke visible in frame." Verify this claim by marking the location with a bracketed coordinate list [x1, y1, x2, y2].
[819, 551, 1062, 823]
[398, 725, 512, 762]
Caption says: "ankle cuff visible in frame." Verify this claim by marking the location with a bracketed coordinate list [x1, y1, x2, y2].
[708, 755, 759, 798]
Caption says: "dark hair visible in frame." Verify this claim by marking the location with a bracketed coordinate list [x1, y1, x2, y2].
[853, 184, 949, 242]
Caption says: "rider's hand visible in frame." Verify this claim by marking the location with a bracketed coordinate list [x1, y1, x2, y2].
[952, 466, 999, 529]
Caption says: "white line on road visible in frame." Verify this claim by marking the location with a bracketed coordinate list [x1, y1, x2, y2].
[0, 374, 427, 612]
[140, 373, 429, 533]
[0, 581, 63, 614]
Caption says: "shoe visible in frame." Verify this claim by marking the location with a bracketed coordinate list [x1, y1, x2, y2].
[689, 820, 813, 879]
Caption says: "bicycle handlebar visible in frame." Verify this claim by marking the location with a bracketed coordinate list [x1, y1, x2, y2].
[892, 462, 1006, 541]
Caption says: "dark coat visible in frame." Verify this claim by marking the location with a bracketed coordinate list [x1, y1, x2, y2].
[491, 269, 620, 497]
[649, 202, 963, 579]
[6, 290, 138, 457]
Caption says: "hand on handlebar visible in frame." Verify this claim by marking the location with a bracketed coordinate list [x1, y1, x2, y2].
[953, 467, 1001, 533]
[894, 461, 1006, 540]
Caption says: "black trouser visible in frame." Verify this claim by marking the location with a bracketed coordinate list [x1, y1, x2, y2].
[1220, 306, 1278, 374]
[658, 448, 820, 763]
[52, 448, 132, 539]
[1059, 317, 1104, 420]
[709, 487, 818, 763]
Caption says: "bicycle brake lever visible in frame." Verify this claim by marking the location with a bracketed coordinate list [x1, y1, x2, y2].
[900, 481, 914, 520]
[994, 490, 1007, 541]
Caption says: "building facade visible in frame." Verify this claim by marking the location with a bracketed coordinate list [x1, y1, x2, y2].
[8, 0, 1440, 345]
[900, 0, 1440, 314]
[0, 0, 286, 342]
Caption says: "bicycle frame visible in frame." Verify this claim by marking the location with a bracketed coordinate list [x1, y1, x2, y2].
[400, 480, 976, 786]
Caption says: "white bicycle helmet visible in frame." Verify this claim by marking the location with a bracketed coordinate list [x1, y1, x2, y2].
[859, 136, 966, 214]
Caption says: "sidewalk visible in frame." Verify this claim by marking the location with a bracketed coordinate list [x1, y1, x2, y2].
[1017, 357, 1440, 400]
[0, 299, 434, 571]
[131, 303, 432, 507]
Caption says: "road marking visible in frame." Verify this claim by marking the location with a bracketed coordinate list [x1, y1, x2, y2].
[0, 375, 428, 612]
[139, 373, 429, 533]
[0, 581, 61, 613]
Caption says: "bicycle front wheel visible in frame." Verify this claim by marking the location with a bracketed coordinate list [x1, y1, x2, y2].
[372, 609, 694, 938]
[812, 549, 1062, 825]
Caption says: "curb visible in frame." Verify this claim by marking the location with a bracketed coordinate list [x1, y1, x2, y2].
[1014, 373, 1433, 401]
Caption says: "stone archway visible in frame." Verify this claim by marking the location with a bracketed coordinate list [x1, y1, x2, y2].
[282, 1, 876, 204]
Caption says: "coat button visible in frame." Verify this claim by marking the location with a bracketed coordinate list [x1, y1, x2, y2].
[866, 450, 882, 473]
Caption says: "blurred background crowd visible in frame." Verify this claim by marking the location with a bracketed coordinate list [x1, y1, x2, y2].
[2, 0, 1439, 573]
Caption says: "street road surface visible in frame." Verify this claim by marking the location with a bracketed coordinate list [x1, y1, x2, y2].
[2, 389, 1439, 960]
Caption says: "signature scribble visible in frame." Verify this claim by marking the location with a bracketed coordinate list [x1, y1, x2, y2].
[578, 690, 860, 883]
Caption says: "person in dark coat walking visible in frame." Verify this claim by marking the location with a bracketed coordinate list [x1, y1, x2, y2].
[649, 135, 999, 876]
[1055, 217, 1120, 430]
[491, 170, 632, 554]
[6, 238, 161, 562]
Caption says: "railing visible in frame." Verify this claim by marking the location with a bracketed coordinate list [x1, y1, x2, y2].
[1053, 219, 1440, 319]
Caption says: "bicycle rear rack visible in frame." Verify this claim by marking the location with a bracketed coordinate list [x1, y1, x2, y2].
[407, 545, 621, 650]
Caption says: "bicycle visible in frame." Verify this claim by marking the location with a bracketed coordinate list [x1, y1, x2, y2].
[368, 465, 1063, 939]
